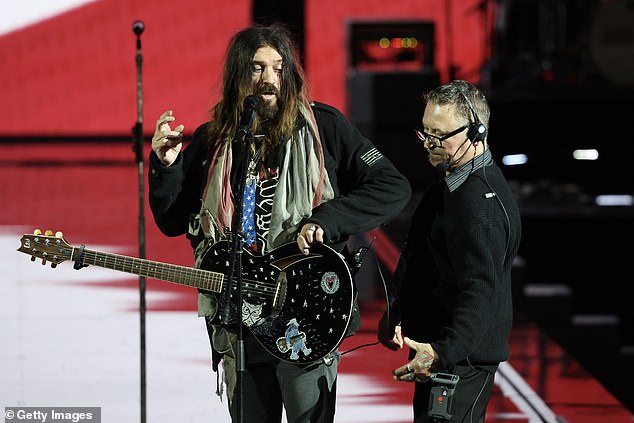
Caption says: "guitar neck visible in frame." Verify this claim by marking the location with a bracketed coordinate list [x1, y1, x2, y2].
[75, 248, 224, 293]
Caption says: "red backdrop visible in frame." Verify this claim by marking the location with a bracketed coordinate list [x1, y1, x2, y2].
[0, 0, 489, 136]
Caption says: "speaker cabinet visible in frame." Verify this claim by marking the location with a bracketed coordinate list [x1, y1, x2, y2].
[347, 70, 440, 188]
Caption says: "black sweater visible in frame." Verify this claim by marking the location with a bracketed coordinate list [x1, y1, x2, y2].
[393, 161, 521, 370]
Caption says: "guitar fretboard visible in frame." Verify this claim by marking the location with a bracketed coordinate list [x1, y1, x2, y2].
[77, 249, 224, 293]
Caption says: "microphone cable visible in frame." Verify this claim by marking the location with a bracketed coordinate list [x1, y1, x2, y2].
[339, 237, 394, 357]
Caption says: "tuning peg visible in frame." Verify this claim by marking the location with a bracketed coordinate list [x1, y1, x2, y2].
[55, 231, 63, 238]
[34, 229, 42, 235]
[41, 259, 47, 265]
[45, 230, 53, 236]
[51, 263, 57, 269]
[30, 256, 36, 262]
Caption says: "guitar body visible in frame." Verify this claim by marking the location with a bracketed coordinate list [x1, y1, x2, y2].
[200, 240, 354, 364]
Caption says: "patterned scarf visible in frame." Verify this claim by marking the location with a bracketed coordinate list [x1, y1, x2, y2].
[197, 102, 334, 252]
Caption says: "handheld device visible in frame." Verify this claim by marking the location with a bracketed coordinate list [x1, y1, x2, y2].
[427, 373, 460, 421]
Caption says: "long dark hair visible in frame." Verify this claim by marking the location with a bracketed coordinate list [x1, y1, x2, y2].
[208, 23, 310, 147]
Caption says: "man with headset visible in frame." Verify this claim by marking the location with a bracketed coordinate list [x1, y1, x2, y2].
[378, 80, 522, 422]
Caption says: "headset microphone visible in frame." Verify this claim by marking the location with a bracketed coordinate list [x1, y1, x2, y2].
[435, 137, 472, 173]
[436, 162, 450, 173]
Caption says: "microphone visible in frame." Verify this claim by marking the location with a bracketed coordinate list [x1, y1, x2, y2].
[132, 20, 145, 36]
[237, 95, 259, 139]
[436, 161, 450, 173]
[435, 138, 473, 173]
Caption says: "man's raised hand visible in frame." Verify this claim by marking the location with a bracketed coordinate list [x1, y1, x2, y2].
[152, 110, 184, 166]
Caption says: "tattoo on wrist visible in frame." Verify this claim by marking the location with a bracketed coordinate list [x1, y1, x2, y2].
[417, 351, 434, 369]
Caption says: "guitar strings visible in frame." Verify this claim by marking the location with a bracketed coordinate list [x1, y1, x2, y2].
[77, 247, 352, 310]
[79, 250, 307, 297]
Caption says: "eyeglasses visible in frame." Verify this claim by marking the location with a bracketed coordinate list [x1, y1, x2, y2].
[413, 125, 468, 148]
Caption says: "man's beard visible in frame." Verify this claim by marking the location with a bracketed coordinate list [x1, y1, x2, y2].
[256, 82, 280, 121]
[257, 101, 279, 121]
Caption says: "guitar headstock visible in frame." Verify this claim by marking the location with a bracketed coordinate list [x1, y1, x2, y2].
[17, 229, 72, 268]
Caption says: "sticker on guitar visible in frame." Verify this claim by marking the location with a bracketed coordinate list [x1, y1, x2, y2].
[320, 271, 340, 294]
[276, 318, 312, 360]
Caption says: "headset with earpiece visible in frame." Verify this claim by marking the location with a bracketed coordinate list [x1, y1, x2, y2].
[458, 88, 488, 145]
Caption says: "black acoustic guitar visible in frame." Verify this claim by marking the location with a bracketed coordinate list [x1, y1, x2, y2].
[17, 230, 354, 364]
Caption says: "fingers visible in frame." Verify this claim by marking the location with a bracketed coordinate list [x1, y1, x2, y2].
[393, 362, 418, 381]
[153, 111, 184, 142]
[163, 127, 184, 146]
[304, 224, 323, 243]
[155, 110, 175, 130]
[392, 362, 431, 383]
[393, 362, 413, 378]
[403, 337, 419, 349]
[296, 223, 323, 255]
[391, 338, 438, 383]
[394, 325, 404, 348]
[152, 111, 184, 165]
[154, 124, 184, 145]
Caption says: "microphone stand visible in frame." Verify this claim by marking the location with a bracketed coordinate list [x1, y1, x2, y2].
[131, 19, 147, 423]
[221, 128, 255, 423]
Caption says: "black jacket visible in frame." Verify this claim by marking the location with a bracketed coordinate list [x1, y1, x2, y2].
[393, 160, 521, 370]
